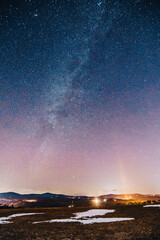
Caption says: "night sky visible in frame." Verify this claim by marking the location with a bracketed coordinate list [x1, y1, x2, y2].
[0, 0, 160, 195]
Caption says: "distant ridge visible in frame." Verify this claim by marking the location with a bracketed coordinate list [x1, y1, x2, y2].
[0, 192, 159, 200]
[0, 192, 70, 199]
[0, 192, 160, 208]
[99, 193, 160, 200]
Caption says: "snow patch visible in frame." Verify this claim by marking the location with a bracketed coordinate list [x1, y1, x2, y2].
[144, 204, 160, 208]
[0, 213, 43, 224]
[72, 209, 115, 219]
[33, 217, 134, 225]
[33, 209, 134, 225]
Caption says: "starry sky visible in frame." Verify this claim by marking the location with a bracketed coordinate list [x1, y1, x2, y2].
[0, 0, 160, 195]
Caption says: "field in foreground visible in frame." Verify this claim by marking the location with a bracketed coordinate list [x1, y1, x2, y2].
[0, 205, 160, 240]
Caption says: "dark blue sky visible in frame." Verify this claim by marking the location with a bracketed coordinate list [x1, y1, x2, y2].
[0, 0, 160, 194]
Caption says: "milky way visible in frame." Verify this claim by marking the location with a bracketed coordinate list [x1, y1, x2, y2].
[0, 0, 160, 195]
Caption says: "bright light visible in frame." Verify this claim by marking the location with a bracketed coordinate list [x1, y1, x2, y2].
[94, 198, 100, 205]
[103, 199, 107, 202]
[25, 199, 37, 203]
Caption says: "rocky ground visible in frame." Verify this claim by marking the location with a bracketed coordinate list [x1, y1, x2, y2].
[0, 205, 160, 240]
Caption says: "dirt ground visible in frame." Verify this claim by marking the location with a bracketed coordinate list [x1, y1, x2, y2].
[0, 205, 160, 240]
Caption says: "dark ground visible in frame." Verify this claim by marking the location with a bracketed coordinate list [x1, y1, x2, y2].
[0, 205, 160, 240]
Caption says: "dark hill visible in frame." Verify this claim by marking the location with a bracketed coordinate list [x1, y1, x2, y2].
[0, 192, 69, 199]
